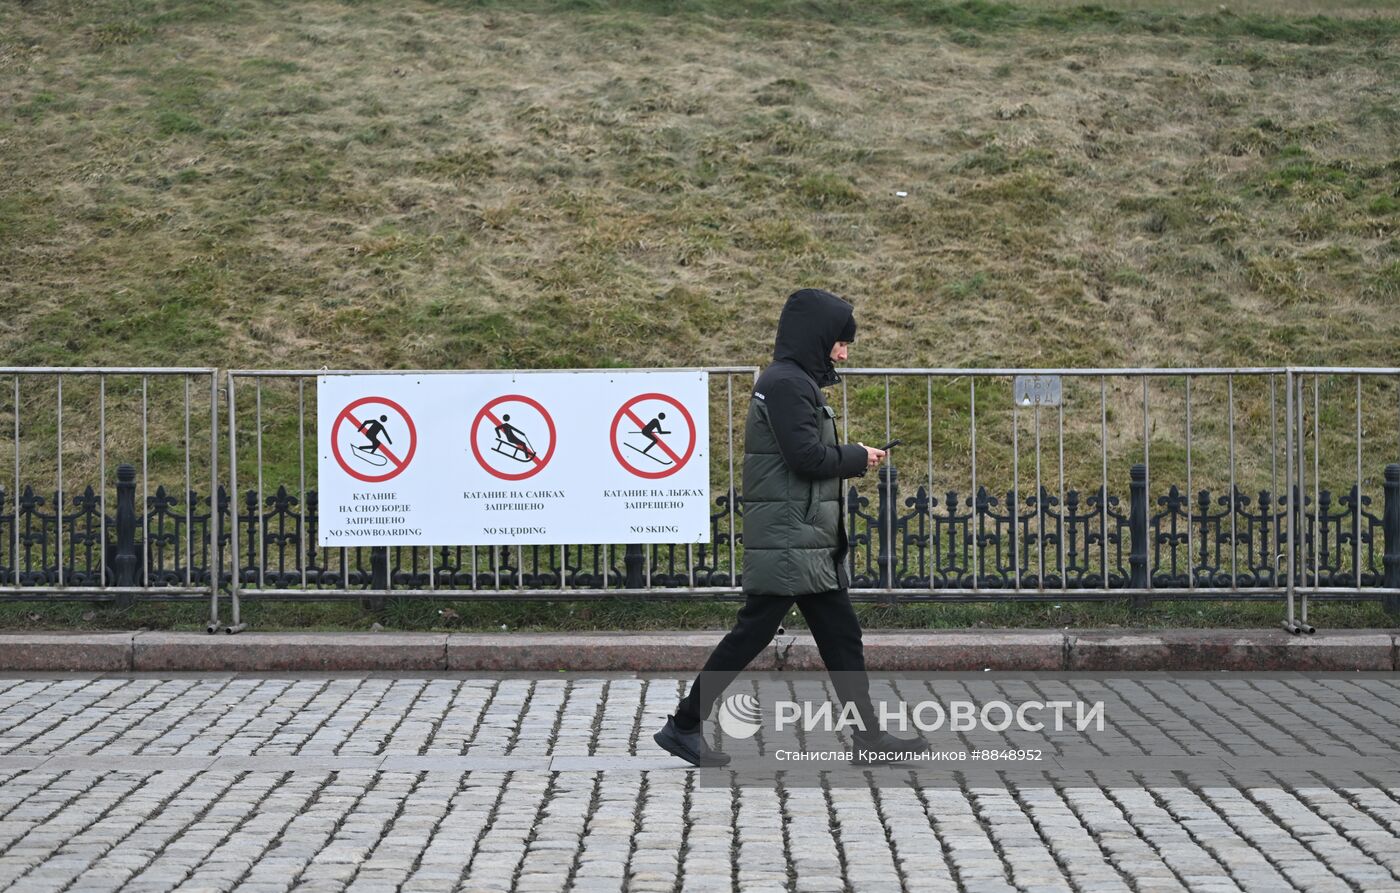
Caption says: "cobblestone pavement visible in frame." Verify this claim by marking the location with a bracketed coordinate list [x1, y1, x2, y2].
[2, 672, 1400, 893]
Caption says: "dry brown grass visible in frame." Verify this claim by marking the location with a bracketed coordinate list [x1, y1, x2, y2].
[0, 0, 1397, 491]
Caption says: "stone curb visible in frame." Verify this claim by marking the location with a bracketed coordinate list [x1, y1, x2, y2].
[0, 629, 1397, 672]
[1066, 629, 1396, 671]
[133, 632, 451, 672]
[0, 632, 135, 672]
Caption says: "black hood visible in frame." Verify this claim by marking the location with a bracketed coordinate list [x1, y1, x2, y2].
[772, 288, 855, 388]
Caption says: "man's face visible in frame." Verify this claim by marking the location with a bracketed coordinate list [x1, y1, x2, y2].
[829, 341, 850, 363]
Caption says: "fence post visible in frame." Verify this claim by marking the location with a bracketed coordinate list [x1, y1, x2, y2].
[371, 547, 389, 589]
[1129, 463, 1149, 608]
[877, 465, 898, 597]
[624, 543, 645, 588]
[361, 547, 389, 612]
[113, 464, 138, 606]
[1384, 464, 1400, 616]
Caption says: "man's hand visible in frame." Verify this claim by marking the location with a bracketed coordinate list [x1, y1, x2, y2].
[856, 442, 887, 468]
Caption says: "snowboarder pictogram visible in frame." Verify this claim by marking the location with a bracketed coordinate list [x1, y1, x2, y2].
[330, 396, 416, 484]
[352, 414, 393, 467]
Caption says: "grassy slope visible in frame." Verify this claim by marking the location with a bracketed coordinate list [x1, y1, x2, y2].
[3, 0, 1397, 374]
[1, 0, 1398, 629]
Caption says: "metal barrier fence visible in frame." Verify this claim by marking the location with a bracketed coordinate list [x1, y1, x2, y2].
[1286, 368, 1400, 633]
[833, 367, 1400, 635]
[221, 368, 759, 633]
[0, 367, 221, 629]
[2, 366, 1398, 635]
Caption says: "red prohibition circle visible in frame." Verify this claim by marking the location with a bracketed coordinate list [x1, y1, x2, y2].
[610, 393, 697, 479]
[330, 396, 418, 484]
[470, 394, 557, 481]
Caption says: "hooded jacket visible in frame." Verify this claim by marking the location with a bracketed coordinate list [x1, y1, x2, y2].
[741, 289, 868, 596]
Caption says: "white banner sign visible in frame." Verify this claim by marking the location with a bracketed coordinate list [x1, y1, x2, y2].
[316, 371, 710, 546]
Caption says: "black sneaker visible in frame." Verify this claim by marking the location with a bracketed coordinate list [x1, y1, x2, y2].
[653, 714, 732, 767]
[850, 730, 932, 765]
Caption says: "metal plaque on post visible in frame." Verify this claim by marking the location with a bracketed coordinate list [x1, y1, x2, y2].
[1014, 374, 1062, 406]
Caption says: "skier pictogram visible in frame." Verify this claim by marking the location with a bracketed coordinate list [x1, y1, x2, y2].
[627, 412, 673, 465]
[610, 393, 697, 479]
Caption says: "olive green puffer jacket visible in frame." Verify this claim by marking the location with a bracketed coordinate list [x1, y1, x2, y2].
[740, 291, 868, 596]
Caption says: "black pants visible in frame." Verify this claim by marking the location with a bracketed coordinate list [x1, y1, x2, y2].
[674, 587, 878, 733]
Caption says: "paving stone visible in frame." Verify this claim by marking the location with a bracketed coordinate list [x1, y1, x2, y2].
[0, 672, 1398, 891]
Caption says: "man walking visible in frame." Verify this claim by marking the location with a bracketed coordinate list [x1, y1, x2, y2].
[653, 288, 930, 767]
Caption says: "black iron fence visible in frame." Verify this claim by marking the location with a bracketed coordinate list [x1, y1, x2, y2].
[850, 463, 1400, 604]
[5, 461, 1398, 612]
[0, 465, 223, 598]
